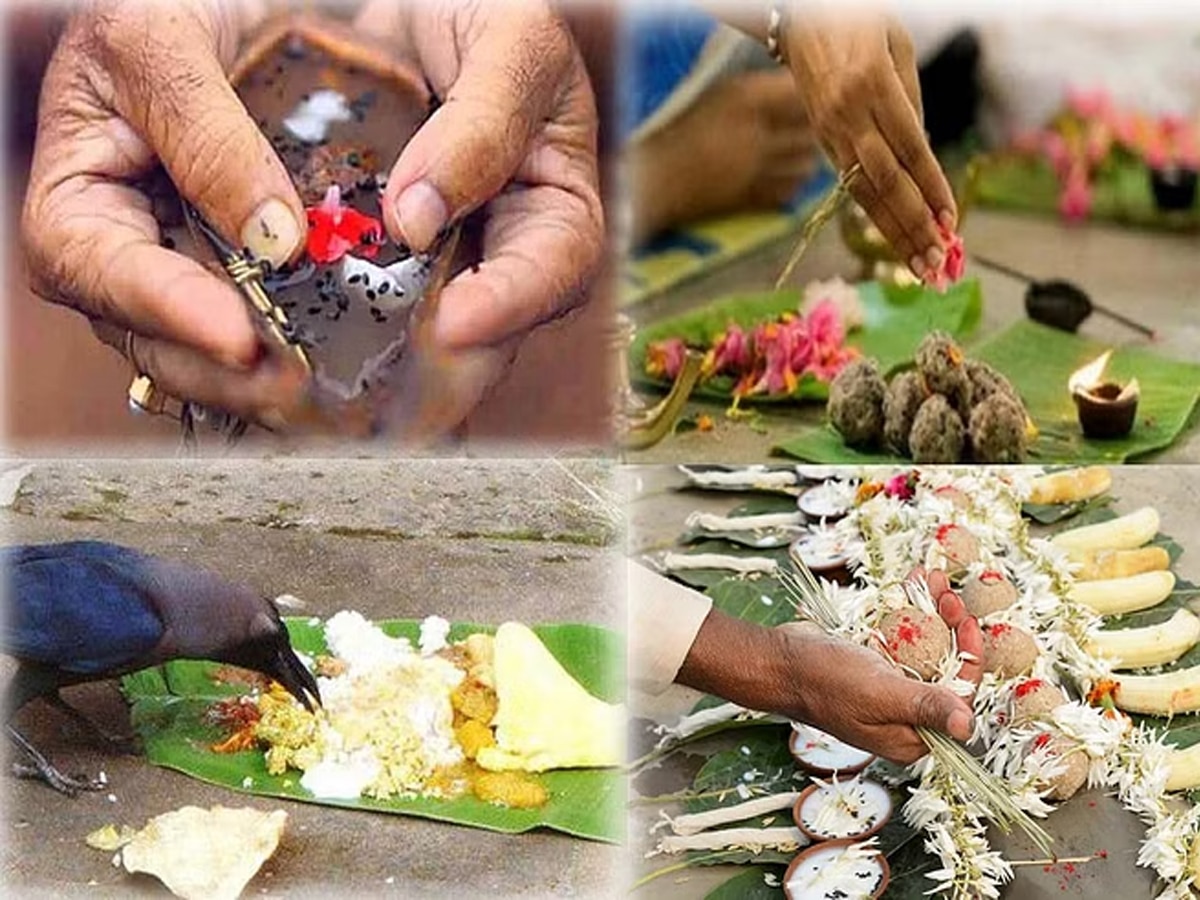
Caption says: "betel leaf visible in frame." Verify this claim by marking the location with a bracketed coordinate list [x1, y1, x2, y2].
[706, 576, 794, 628]
[630, 279, 982, 403]
[773, 319, 1200, 464]
[121, 619, 623, 843]
[687, 727, 802, 815]
[1022, 493, 1115, 526]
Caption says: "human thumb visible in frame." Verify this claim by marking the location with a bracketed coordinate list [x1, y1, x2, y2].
[108, 19, 305, 268]
[381, 13, 573, 251]
[911, 684, 974, 743]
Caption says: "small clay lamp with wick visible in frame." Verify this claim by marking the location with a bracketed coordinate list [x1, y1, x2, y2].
[1069, 350, 1139, 439]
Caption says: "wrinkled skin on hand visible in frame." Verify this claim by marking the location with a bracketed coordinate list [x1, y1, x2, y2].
[780, 7, 959, 280]
[353, 0, 604, 427]
[22, 0, 314, 426]
[678, 567, 982, 765]
[21, 0, 603, 434]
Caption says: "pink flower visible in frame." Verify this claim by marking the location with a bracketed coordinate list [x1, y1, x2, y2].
[1176, 127, 1200, 169]
[883, 471, 919, 501]
[1143, 134, 1170, 171]
[805, 300, 846, 351]
[1042, 132, 1073, 178]
[1085, 124, 1112, 167]
[1058, 165, 1093, 222]
[645, 338, 687, 380]
[752, 322, 800, 396]
[922, 222, 965, 292]
[706, 324, 752, 376]
[1066, 87, 1112, 121]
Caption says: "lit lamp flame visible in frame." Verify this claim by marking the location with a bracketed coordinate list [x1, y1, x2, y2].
[1068, 350, 1139, 402]
[1069, 350, 1140, 439]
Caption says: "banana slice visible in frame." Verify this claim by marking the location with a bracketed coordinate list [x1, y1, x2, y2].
[1069, 570, 1176, 616]
[1165, 742, 1200, 793]
[1085, 609, 1200, 670]
[1113, 664, 1200, 716]
[1028, 467, 1112, 505]
[1052, 507, 1160, 553]
[1070, 547, 1170, 581]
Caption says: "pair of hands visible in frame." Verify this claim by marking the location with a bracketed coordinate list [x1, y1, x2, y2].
[678, 568, 983, 765]
[22, 0, 602, 430]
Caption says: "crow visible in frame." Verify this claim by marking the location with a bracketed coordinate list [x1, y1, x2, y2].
[3, 540, 320, 795]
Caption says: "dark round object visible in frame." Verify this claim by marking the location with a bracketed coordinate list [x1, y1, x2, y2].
[1025, 280, 1092, 333]
[1073, 383, 1137, 439]
[1149, 166, 1198, 212]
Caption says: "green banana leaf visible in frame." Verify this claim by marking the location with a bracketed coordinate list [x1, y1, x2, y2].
[121, 618, 624, 843]
[975, 153, 1199, 231]
[630, 279, 983, 403]
[774, 319, 1200, 463]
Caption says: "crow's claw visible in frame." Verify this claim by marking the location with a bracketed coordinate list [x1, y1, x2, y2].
[10, 760, 104, 796]
[7, 724, 105, 796]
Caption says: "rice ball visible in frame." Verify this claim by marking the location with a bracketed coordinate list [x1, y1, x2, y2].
[828, 359, 886, 448]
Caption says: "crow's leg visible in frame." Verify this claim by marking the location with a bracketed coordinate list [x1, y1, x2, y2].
[7, 724, 104, 796]
[42, 690, 137, 751]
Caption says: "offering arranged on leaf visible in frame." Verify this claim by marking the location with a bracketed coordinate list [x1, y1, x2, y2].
[645, 281, 863, 401]
[828, 331, 1032, 463]
[632, 278, 983, 408]
[980, 87, 1199, 226]
[641, 466, 1200, 898]
[206, 613, 622, 811]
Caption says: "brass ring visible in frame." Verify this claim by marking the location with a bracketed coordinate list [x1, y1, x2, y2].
[839, 161, 864, 187]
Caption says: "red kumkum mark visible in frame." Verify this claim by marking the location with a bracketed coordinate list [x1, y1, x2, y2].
[1015, 679, 1045, 698]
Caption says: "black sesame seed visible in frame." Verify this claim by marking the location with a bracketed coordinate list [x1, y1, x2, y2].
[348, 274, 362, 284]
[307, 306, 322, 315]
[366, 290, 376, 301]
[160, 235, 176, 250]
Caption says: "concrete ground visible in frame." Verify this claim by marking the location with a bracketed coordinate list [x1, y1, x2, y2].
[626, 465, 1200, 899]
[623, 208, 1200, 464]
[1, 459, 624, 899]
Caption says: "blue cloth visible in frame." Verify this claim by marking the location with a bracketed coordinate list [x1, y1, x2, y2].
[619, 4, 717, 141]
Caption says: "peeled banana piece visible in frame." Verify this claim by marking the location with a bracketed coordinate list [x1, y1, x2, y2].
[1052, 507, 1160, 554]
[1028, 467, 1112, 505]
[1085, 609, 1200, 670]
[1069, 570, 1176, 616]
[1113, 665, 1200, 716]
[1165, 742, 1200, 792]
[1070, 546, 1170, 581]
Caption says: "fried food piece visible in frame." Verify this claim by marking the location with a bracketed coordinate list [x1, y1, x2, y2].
[828, 359, 886, 448]
[882, 370, 927, 455]
[314, 655, 347, 678]
[455, 719, 496, 761]
[451, 678, 498, 724]
[915, 331, 971, 416]
[968, 393, 1027, 463]
[909, 394, 965, 462]
[965, 359, 1020, 407]
[473, 771, 548, 809]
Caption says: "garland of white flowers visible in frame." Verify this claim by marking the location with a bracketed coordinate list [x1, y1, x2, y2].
[825, 468, 1198, 899]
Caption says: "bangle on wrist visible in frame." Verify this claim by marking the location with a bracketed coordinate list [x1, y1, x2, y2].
[766, 2, 789, 66]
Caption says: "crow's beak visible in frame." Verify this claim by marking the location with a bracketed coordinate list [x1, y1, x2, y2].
[272, 646, 322, 712]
